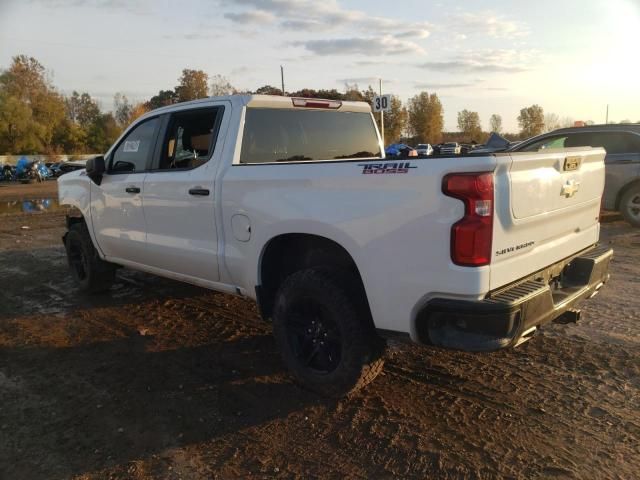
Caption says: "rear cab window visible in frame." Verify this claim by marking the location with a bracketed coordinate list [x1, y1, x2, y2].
[239, 108, 381, 164]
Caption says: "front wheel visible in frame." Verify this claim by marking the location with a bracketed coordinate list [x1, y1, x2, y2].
[64, 223, 116, 293]
[620, 185, 640, 227]
[272, 268, 384, 398]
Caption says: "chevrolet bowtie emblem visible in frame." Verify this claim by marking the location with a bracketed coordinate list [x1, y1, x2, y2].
[561, 179, 580, 197]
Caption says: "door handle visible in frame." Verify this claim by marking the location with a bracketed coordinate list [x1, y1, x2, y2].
[189, 188, 210, 196]
[125, 186, 141, 194]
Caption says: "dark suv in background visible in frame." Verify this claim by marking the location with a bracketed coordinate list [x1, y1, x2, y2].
[511, 124, 640, 226]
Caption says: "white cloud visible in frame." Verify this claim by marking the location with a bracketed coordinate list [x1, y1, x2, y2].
[422, 49, 538, 73]
[224, 9, 275, 24]
[339, 77, 385, 85]
[415, 82, 478, 89]
[221, 0, 432, 41]
[395, 29, 431, 40]
[296, 36, 425, 56]
[449, 11, 529, 38]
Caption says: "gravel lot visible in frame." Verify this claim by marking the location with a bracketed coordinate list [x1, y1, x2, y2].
[1, 182, 638, 480]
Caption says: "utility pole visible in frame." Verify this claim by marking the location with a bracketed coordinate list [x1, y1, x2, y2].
[281, 65, 285, 96]
[379, 78, 385, 145]
[605, 104, 609, 124]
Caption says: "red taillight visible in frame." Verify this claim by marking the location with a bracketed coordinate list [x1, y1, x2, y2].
[292, 98, 342, 109]
[442, 172, 494, 266]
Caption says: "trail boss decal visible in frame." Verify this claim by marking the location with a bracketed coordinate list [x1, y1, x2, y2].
[358, 162, 417, 174]
[495, 241, 535, 256]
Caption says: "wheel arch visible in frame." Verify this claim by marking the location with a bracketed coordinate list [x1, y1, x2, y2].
[256, 233, 373, 327]
[615, 178, 640, 211]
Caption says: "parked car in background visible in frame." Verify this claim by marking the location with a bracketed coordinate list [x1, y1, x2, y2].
[440, 142, 462, 155]
[415, 143, 434, 156]
[510, 124, 640, 227]
[385, 143, 417, 158]
[15, 158, 52, 183]
[51, 160, 88, 178]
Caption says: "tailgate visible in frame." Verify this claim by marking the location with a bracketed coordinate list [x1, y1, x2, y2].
[490, 147, 606, 290]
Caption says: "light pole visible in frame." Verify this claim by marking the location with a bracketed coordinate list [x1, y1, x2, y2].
[379, 78, 384, 145]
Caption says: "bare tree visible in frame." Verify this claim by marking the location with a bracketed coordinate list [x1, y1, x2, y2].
[113, 93, 132, 128]
[560, 116, 575, 128]
[489, 114, 502, 133]
[543, 112, 561, 132]
[209, 74, 236, 97]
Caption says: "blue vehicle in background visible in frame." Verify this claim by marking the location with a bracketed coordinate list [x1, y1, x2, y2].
[385, 143, 417, 158]
[15, 156, 52, 183]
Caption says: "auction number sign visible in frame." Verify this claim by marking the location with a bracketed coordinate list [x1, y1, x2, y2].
[373, 94, 391, 112]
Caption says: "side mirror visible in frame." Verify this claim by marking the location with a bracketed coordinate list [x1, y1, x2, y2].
[86, 156, 105, 185]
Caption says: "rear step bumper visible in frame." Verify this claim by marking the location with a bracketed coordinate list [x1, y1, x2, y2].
[415, 244, 613, 351]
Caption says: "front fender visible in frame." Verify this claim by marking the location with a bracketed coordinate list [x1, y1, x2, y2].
[58, 171, 103, 256]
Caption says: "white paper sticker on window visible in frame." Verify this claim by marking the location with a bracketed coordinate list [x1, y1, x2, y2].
[123, 140, 140, 152]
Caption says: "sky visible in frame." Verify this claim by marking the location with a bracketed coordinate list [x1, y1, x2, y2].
[1, 0, 639, 132]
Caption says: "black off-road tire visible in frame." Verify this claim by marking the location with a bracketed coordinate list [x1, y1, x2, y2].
[620, 185, 640, 227]
[272, 268, 384, 398]
[64, 223, 116, 293]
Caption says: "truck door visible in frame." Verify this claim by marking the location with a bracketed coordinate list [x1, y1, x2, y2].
[140, 105, 227, 283]
[90, 116, 161, 262]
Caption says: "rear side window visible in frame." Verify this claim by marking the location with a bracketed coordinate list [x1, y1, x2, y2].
[523, 131, 640, 154]
[519, 135, 569, 151]
[110, 117, 159, 172]
[239, 108, 381, 164]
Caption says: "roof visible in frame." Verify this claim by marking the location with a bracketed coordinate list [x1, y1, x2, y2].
[144, 94, 372, 118]
[550, 123, 640, 134]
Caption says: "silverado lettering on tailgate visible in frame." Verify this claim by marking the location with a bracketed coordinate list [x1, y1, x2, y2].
[495, 241, 535, 256]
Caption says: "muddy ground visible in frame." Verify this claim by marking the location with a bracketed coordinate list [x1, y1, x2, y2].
[0, 182, 638, 480]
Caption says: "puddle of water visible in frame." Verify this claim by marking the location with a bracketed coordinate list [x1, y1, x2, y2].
[0, 198, 65, 214]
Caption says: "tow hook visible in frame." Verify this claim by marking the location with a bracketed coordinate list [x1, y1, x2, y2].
[554, 309, 581, 325]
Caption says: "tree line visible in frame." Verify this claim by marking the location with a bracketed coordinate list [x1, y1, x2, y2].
[0, 54, 627, 155]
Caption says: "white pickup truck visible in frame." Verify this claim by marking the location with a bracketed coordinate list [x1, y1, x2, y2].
[59, 95, 613, 397]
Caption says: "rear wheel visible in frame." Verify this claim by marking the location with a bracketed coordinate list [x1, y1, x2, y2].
[64, 223, 116, 293]
[272, 268, 384, 398]
[620, 185, 640, 227]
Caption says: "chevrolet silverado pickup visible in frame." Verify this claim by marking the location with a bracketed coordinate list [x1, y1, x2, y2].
[59, 95, 613, 397]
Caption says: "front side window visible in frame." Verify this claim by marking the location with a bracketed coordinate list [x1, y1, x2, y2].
[110, 117, 159, 172]
[156, 108, 221, 170]
[240, 108, 381, 164]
